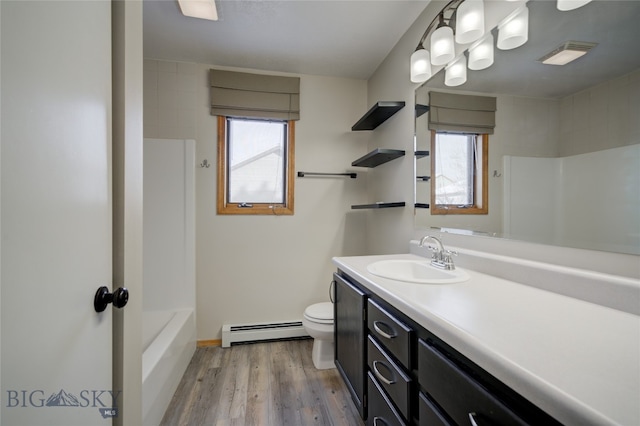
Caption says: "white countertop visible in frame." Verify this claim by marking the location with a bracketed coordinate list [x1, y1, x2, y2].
[333, 253, 640, 426]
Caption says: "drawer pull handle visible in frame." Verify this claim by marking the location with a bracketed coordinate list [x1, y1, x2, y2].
[373, 321, 397, 339]
[372, 360, 396, 385]
[468, 412, 480, 426]
[373, 416, 389, 426]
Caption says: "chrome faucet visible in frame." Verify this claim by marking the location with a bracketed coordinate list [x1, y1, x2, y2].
[419, 235, 457, 270]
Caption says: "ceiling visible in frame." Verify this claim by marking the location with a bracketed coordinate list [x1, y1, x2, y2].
[143, 0, 640, 97]
[427, 0, 640, 98]
[143, 0, 430, 80]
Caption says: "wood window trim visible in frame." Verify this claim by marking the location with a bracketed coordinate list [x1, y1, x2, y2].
[430, 130, 488, 215]
[216, 116, 295, 215]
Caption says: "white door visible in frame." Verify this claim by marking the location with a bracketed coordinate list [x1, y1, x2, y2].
[1, 1, 120, 425]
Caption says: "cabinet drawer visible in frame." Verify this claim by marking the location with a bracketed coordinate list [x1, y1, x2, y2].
[418, 339, 527, 426]
[367, 371, 406, 426]
[368, 299, 413, 369]
[418, 392, 452, 426]
[368, 335, 412, 421]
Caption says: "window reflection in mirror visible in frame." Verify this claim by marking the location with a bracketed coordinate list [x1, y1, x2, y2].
[431, 131, 488, 215]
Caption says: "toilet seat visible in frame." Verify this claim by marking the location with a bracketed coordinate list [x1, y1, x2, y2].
[304, 302, 333, 324]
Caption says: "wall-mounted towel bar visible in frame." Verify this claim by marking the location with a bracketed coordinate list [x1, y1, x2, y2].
[297, 171, 357, 178]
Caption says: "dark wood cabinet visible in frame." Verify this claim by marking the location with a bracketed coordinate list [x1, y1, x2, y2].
[334, 272, 368, 419]
[419, 339, 527, 425]
[368, 372, 406, 426]
[334, 269, 560, 425]
[368, 299, 414, 369]
[418, 392, 452, 426]
[368, 335, 412, 422]
[367, 299, 415, 424]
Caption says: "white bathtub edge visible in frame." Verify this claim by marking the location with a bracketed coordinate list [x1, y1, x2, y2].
[142, 309, 196, 426]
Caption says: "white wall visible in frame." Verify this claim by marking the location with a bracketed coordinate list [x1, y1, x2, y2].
[362, 3, 433, 255]
[143, 139, 196, 312]
[144, 60, 369, 340]
[559, 69, 640, 156]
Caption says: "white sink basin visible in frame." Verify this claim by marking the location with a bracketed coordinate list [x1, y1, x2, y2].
[366, 259, 469, 284]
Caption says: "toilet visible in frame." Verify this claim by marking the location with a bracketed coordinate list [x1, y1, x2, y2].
[302, 302, 335, 370]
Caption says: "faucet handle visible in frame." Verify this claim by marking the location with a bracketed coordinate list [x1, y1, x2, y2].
[441, 250, 458, 270]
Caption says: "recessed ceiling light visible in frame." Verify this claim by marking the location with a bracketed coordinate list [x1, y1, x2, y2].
[178, 0, 218, 21]
[538, 41, 598, 65]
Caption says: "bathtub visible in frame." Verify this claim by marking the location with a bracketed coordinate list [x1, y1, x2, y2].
[142, 309, 196, 426]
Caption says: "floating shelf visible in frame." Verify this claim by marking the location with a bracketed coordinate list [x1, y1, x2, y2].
[352, 101, 405, 131]
[351, 202, 406, 210]
[352, 149, 405, 168]
[415, 203, 430, 209]
[415, 150, 430, 159]
[415, 104, 430, 118]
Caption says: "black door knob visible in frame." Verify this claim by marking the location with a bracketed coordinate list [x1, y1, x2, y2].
[94, 286, 129, 312]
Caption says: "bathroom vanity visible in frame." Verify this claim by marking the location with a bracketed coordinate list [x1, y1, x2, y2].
[332, 252, 640, 425]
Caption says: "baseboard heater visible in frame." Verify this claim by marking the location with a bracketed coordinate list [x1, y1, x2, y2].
[221, 320, 309, 348]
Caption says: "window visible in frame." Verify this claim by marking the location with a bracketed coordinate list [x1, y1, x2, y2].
[217, 116, 295, 215]
[431, 130, 488, 214]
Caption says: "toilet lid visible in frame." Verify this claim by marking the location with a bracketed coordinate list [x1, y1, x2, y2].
[304, 302, 333, 322]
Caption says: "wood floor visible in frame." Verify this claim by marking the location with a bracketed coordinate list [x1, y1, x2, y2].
[160, 339, 364, 426]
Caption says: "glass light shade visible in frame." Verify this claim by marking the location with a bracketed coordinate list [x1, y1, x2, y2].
[455, 0, 485, 45]
[445, 56, 467, 87]
[557, 0, 592, 11]
[430, 26, 455, 66]
[497, 6, 528, 50]
[410, 49, 432, 83]
[468, 33, 494, 70]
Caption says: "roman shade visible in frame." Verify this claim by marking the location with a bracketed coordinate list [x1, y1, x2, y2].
[428, 91, 496, 134]
[210, 69, 300, 120]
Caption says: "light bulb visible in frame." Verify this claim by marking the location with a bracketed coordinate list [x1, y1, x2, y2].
[468, 33, 494, 70]
[455, 0, 485, 45]
[445, 56, 467, 87]
[430, 26, 455, 66]
[497, 5, 528, 50]
[411, 49, 432, 83]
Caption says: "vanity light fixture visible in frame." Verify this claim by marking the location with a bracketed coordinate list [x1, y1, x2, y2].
[430, 15, 456, 66]
[408, 0, 540, 84]
[445, 56, 468, 86]
[537, 41, 598, 65]
[497, 5, 529, 50]
[455, 0, 485, 45]
[410, 0, 472, 83]
[410, 49, 432, 83]
[557, 0, 592, 11]
[178, 0, 218, 21]
[468, 33, 494, 70]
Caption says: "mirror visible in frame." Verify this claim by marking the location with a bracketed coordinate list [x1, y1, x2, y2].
[415, 0, 640, 255]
